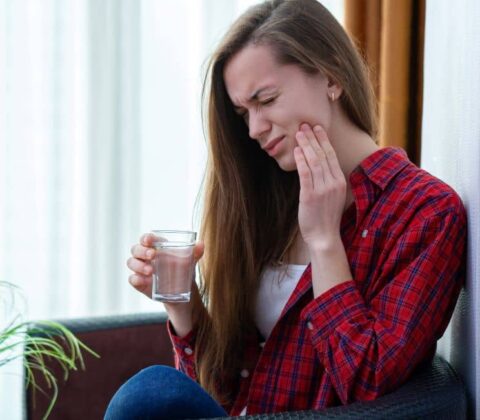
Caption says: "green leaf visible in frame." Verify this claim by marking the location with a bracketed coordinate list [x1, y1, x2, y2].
[1, 282, 100, 420]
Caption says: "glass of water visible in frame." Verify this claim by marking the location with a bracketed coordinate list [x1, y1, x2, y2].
[150, 230, 197, 303]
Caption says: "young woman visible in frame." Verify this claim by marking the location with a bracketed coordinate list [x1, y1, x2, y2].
[106, 0, 467, 418]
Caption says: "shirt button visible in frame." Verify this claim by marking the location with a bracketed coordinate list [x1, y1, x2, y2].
[240, 369, 250, 378]
[307, 321, 313, 330]
[184, 347, 193, 355]
[361, 229, 369, 238]
[259, 342, 266, 348]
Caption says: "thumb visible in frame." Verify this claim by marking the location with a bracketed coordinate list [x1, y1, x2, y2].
[193, 241, 205, 262]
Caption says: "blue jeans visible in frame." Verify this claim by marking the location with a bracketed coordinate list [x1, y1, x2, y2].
[104, 365, 228, 419]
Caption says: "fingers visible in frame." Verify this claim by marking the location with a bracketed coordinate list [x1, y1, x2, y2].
[296, 130, 328, 185]
[294, 146, 314, 193]
[129, 236, 204, 276]
[127, 256, 153, 275]
[312, 125, 344, 179]
[140, 232, 165, 247]
[131, 243, 155, 260]
[300, 123, 324, 156]
[128, 234, 204, 300]
[193, 241, 205, 262]
[132, 241, 204, 262]
[295, 125, 328, 188]
[295, 124, 342, 184]
[128, 273, 152, 297]
[129, 273, 150, 287]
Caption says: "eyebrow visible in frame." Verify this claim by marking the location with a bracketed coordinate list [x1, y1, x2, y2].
[233, 86, 274, 109]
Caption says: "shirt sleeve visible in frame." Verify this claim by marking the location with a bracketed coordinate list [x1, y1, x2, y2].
[300, 202, 467, 404]
[166, 320, 198, 381]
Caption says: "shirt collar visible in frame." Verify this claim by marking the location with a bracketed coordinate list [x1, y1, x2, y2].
[350, 147, 411, 191]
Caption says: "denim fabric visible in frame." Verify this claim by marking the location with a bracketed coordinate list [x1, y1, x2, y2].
[104, 365, 228, 419]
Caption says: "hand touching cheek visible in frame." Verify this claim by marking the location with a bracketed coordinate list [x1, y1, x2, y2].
[294, 123, 347, 249]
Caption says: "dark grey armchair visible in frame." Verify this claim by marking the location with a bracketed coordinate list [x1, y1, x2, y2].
[24, 312, 467, 419]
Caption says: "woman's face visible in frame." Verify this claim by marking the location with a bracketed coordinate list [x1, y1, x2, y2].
[223, 44, 339, 171]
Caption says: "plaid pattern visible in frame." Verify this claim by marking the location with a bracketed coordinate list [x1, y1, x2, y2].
[168, 147, 467, 415]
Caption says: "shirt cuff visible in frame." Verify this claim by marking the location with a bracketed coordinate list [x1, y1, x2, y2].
[301, 280, 368, 349]
[166, 319, 197, 377]
[167, 319, 196, 346]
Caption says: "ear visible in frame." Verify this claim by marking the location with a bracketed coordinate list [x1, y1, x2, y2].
[327, 77, 343, 100]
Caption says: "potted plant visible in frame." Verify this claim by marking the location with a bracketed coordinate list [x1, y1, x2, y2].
[0, 281, 99, 419]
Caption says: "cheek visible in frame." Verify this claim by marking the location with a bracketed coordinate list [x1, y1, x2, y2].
[290, 85, 323, 113]
[272, 92, 330, 132]
[274, 107, 304, 131]
[300, 101, 331, 130]
[283, 99, 329, 128]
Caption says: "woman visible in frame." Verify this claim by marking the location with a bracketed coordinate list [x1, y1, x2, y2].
[106, 0, 466, 418]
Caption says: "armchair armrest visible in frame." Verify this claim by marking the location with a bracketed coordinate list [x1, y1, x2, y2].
[24, 312, 173, 420]
[24, 312, 467, 419]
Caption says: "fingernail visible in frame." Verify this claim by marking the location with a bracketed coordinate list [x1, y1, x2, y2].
[301, 123, 310, 131]
[146, 249, 154, 258]
[314, 125, 323, 132]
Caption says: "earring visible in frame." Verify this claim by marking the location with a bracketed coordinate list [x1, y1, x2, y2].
[330, 92, 335, 101]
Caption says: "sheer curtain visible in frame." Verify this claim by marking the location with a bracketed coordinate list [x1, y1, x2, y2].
[0, 0, 343, 320]
[0, 1, 344, 418]
[421, 0, 480, 416]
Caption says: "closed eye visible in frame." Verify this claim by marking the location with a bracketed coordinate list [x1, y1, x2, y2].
[235, 96, 276, 123]
[260, 97, 276, 106]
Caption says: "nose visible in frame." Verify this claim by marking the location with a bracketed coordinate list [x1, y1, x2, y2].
[248, 111, 271, 141]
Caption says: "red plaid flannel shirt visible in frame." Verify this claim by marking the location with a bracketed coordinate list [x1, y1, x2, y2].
[168, 147, 467, 415]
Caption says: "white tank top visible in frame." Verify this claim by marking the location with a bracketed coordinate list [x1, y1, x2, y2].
[254, 264, 308, 340]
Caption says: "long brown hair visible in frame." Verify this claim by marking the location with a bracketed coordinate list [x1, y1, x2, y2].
[193, 0, 376, 404]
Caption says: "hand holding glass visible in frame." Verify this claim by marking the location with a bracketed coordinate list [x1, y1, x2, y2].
[150, 230, 197, 302]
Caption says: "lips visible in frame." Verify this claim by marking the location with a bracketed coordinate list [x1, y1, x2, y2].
[263, 136, 284, 153]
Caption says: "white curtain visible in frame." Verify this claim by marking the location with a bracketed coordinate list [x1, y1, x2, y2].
[421, 0, 480, 416]
[0, 1, 344, 418]
[0, 0, 344, 320]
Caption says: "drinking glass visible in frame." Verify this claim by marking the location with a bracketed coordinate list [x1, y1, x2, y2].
[150, 230, 197, 302]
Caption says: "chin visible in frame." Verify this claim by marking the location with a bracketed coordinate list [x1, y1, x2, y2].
[275, 155, 297, 172]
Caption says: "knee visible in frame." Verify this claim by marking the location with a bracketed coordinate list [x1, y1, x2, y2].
[105, 365, 185, 420]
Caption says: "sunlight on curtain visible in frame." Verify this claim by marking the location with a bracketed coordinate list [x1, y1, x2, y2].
[0, 0, 344, 319]
[0, 1, 344, 418]
[421, 0, 480, 415]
